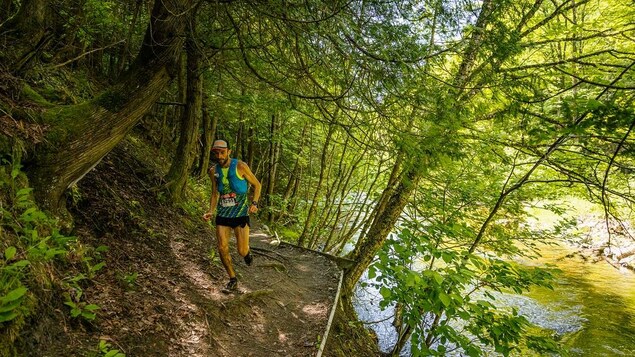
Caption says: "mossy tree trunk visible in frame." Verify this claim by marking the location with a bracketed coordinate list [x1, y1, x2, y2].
[1, 0, 53, 73]
[165, 25, 203, 202]
[26, 0, 194, 215]
[2, 0, 47, 37]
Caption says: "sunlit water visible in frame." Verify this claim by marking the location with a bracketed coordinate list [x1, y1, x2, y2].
[354, 242, 635, 356]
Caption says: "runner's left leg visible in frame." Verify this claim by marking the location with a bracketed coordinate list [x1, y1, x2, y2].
[235, 223, 250, 258]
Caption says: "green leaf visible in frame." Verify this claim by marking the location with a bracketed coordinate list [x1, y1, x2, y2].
[21, 207, 37, 216]
[0, 311, 19, 322]
[90, 262, 106, 274]
[84, 304, 101, 311]
[81, 311, 96, 320]
[4, 246, 17, 260]
[368, 266, 376, 279]
[439, 292, 451, 307]
[431, 271, 444, 285]
[15, 188, 32, 197]
[95, 245, 109, 253]
[1, 287, 27, 303]
[379, 286, 392, 299]
[9, 260, 30, 268]
[0, 299, 22, 313]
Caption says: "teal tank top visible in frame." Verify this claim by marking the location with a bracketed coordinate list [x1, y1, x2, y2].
[215, 159, 249, 218]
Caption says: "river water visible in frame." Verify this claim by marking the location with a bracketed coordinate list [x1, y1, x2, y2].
[354, 242, 635, 356]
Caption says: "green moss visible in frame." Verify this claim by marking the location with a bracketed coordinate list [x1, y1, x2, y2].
[21, 84, 54, 108]
[0, 135, 11, 158]
[40, 102, 95, 144]
[96, 89, 127, 112]
[278, 225, 300, 243]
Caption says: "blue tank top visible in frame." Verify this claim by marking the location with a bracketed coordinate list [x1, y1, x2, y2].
[215, 158, 249, 218]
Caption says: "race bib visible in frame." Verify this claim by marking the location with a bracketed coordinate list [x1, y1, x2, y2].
[220, 193, 237, 207]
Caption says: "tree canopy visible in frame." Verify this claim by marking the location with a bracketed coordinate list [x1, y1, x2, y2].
[1, 0, 634, 355]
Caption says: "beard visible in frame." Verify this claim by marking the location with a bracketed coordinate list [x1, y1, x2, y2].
[214, 157, 228, 166]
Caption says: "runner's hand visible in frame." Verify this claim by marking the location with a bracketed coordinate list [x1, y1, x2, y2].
[203, 211, 214, 221]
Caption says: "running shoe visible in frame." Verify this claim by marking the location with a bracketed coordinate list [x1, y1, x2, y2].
[244, 251, 253, 266]
[221, 277, 238, 293]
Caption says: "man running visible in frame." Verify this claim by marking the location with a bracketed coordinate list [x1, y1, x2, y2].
[203, 139, 261, 293]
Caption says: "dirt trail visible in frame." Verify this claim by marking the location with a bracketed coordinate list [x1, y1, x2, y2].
[17, 141, 343, 357]
[170, 226, 342, 357]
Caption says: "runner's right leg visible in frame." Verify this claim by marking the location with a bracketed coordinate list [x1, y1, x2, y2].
[216, 224, 235, 278]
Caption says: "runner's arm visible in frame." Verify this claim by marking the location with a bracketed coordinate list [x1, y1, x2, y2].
[238, 161, 261, 211]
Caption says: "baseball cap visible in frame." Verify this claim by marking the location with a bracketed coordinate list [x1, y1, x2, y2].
[212, 140, 229, 150]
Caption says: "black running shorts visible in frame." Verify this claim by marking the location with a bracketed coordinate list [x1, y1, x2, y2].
[215, 215, 250, 228]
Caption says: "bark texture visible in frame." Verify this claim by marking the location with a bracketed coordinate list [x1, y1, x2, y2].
[27, 0, 194, 214]
[165, 26, 203, 201]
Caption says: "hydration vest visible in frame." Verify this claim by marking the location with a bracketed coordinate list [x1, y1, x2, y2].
[215, 158, 248, 194]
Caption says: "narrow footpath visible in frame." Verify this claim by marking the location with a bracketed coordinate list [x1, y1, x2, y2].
[169, 226, 342, 357]
[18, 141, 345, 357]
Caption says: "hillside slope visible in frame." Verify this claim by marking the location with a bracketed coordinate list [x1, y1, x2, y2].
[12, 135, 379, 356]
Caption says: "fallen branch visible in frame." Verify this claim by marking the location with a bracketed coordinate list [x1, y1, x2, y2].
[51, 40, 125, 68]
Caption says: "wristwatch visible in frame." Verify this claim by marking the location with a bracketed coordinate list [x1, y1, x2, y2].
[251, 201, 258, 207]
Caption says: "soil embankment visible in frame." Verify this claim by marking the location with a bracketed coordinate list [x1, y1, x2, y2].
[15, 138, 380, 356]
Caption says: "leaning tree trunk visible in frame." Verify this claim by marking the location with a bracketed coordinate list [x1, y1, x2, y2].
[165, 25, 203, 202]
[26, 0, 193, 216]
[341, 167, 421, 299]
[340, 0, 496, 301]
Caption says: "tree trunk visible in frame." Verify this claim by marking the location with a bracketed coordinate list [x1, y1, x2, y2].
[298, 123, 334, 247]
[26, 0, 193, 215]
[0, 0, 15, 23]
[117, 0, 142, 75]
[263, 112, 278, 217]
[342, 167, 420, 299]
[236, 120, 244, 160]
[323, 151, 361, 251]
[247, 126, 255, 169]
[165, 25, 203, 202]
[196, 101, 214, 179]
[2, 0, 47, 37]
[267, 115, 282, 222]
[1, 0, 54, 74]
[177, 51, 187, 119]
[311, 138, 342, 242]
